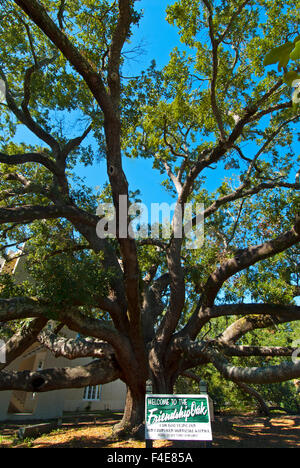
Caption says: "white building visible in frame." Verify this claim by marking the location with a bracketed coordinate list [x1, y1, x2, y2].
[0, 251, 126, 421]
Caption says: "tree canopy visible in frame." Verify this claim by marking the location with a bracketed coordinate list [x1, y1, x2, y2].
[0, 0, 299, 434]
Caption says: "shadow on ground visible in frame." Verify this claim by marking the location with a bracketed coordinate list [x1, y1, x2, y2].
[211, 415, 300, 448]
[0, 413, 299, 448]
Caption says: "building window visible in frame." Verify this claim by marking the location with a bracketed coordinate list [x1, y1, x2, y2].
[37, 361, 44, 371]
[83, 385, 102, 401]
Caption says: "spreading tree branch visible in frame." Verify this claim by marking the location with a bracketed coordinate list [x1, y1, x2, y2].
[13, 0, 114, 119]
[205, 347, 300, 384]
[0, 317, 48, 371]
[0, 151, 60, 175]
[0, 67, 60, 152]
[203, 218, 300, 304]
[37, 328, 116, 360]
[0, 359, 121, 392]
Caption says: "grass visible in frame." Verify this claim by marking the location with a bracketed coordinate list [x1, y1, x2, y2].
[0, 435, 14, 444]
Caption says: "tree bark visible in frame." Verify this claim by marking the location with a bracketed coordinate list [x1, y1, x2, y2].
[112, 386, 146, 439]
[0, 359, 120, 392]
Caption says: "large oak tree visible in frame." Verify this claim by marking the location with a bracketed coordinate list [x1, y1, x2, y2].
[0, 0, 299, 435]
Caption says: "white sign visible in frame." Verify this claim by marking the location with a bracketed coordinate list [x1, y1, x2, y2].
[0, 79, 6, 103]
[0, 340, 6, 363]
[145, 394, 212, 441]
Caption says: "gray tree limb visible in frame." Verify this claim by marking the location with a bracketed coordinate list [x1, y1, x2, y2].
[205, 348, 300, 384]
[0, 359, 121, 392]
[0, 317, 48, 371]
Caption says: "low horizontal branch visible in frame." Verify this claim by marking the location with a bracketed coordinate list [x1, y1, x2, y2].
[0, 359, 120, 392]
[181, 299, 300, 342]
[206, 348, 300, 384]
[209, 303, 300, 322]
[0, 297, 47, 322]
[217, 305, 300, 345]
[0, 151, 59, 174]
[174, 337, 298, 359]
[220, 344, 297, 357]
[37, 328, 116, 360]
[0, 203, 98, 228]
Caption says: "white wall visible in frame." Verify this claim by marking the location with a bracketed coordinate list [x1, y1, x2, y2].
[0, 342, 127, 420]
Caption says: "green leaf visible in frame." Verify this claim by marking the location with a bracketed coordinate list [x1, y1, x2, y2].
[290, 40, 300, 60]
[263, 42, 293, 67]
[283, 70, 300, 86]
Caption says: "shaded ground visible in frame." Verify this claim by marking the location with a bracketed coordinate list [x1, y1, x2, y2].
[0, 412, 299, 448]
[212, 414, 300, 448]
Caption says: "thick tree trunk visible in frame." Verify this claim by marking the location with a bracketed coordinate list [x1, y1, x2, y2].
[149, 345, 175, 394]
[112, 355, 174, 439]
[152, 372, 173, 394]
[112, 386, 146, 439]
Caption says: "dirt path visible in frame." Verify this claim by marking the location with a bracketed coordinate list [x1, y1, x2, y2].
[0, 414, 299, 448]
[212, 415, 300, 448]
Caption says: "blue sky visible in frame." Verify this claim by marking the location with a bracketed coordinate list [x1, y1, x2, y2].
[75, 0, 228, 206]
[11, 0, 257, 209]
[12, 1, 297, 208]
[14, 1, 183, 208]
[83, 0, 183, 207]
[124, 0, 181, 72]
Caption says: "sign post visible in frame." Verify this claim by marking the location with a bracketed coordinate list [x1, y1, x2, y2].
[145, 393, 212, 444]
[0, 340, 5, 364]
[145, 379, 153, 449]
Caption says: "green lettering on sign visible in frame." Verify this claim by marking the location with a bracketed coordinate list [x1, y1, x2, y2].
[145, 394, 212, 441]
